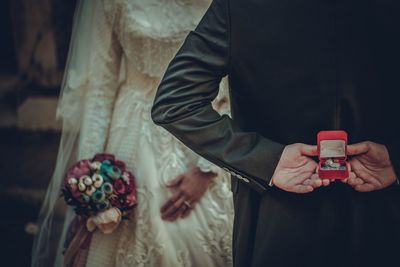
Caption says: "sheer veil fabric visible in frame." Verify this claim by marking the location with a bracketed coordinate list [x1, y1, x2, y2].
[32, 1, 98, 266]
[32, 1, 233, 266]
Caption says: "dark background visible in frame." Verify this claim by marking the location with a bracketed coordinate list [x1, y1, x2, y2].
[0, 0, 77, 266]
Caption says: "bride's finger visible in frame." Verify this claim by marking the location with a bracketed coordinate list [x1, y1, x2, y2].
[162, 196, 186, 220]
[168, 204, 188, 221]
[171, 199, 195, 221]
[160, 191, 183, 213]
[181, 203, 195, 219]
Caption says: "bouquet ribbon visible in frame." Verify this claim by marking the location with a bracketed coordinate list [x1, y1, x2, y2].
[63, 208, 122, 267]
[63, 216, 93, 267]
[86, 207, 122, 234]
[61, 153, 137, 266]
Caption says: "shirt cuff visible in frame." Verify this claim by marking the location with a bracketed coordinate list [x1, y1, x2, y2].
[197, 157, 220, 175]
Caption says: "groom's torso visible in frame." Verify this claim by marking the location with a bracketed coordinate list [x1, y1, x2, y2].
[228, 1, 400, 266]
[229, 0, 400, 146]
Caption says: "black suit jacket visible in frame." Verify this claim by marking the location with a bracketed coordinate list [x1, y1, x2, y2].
[152, 0, 400, 266]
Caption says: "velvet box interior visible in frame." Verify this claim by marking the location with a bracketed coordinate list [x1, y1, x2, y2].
[317, 130, 349, 179]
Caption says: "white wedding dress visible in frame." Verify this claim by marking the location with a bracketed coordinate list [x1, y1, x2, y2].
[58, 1, 233, 266]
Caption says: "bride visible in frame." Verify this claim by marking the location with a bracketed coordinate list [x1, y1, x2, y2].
[32, 0, 233, 266]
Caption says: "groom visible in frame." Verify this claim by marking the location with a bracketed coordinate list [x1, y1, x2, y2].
[152, 0, 400, 266]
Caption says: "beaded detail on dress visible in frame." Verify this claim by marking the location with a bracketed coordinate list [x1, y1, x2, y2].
[109, 0, 211, 77]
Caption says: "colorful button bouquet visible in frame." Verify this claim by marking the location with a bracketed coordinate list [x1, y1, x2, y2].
[62, 153, 137, 234]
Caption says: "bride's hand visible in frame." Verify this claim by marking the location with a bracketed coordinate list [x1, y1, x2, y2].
[161, 167, 216, 221]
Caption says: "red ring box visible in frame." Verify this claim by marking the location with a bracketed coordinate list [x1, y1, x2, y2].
[317, 130, 349, 180]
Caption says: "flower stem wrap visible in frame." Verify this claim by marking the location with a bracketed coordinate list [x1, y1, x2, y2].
[86, 207, 122, 234]
[63, 216, 93, 267]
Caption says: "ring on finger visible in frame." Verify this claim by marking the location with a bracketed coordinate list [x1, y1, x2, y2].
[183, 201, 192, 209]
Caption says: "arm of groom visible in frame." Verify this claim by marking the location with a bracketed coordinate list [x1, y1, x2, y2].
[151, 0, 285, 193]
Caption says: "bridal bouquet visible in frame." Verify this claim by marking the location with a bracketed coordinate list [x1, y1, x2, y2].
[62, 153, 137, 234]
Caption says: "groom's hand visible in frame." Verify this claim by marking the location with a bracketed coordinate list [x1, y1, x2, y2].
[271, 143, 326, 193]
[345, 141, 397, 192]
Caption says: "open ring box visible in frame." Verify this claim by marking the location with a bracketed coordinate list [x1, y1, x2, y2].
[317, 130, 349, 180]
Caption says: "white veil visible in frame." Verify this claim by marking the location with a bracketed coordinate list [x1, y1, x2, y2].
[31, 1, 105, 266]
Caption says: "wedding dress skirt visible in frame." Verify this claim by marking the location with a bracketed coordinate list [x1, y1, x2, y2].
[82, 67, 233, 267]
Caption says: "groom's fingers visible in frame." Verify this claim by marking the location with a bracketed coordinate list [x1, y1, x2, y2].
[342, 171, 356, 182]
[353, 169, 381, 187]
[300, 144, 318, 157]
[345, 172, 364, 187]
[312, 166, 331, 186]
[302, 179, 312, 186]
[322, 179, 330, 186]
[292, 171, 312, 184]
[306, 174, 323, 188]
[293, 184, 314, 193]
[347, 142, 370, 156]
[354, 183, 376, 192]
[347, 177, 365, 187]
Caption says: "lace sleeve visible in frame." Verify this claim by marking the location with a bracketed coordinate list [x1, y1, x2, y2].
[78, 5, 122, 159]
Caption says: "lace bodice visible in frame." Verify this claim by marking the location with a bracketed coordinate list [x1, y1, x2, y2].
[72, 0, 229, 171]
[104, 0, 211, 77]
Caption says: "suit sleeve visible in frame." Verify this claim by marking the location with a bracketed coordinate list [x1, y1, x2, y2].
[151, 0, 285, 193]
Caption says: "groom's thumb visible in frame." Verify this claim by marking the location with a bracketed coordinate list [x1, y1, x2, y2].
[300, 144, 318, 156]
[347, 142, 370, 156]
